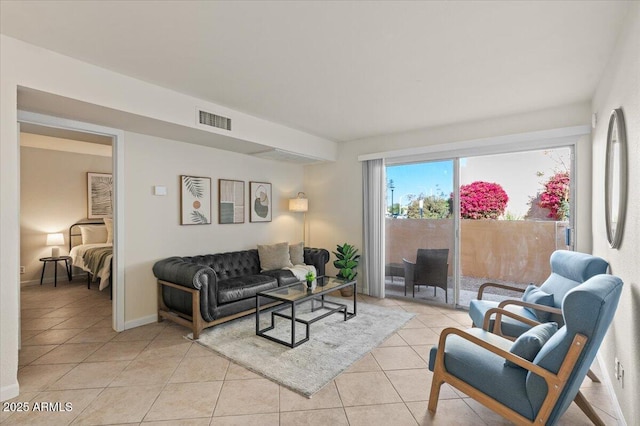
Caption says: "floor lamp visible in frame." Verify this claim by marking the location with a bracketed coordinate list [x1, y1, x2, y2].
[289, 192, 309, 245]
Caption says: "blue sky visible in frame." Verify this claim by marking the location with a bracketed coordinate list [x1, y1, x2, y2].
[386, 148, 570, 216]
[386, 161, 454, 205]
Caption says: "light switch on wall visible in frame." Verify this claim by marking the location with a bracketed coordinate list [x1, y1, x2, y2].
[154, 186, 167, 196]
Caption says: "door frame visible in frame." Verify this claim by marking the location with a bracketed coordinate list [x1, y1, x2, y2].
[18, 110, 125, 331]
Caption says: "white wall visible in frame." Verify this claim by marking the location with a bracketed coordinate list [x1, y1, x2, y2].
[20, 144, 112, 284]
[0, 35, 327, 400]
[591, 4, 639, 424]
[123, 131, 305, 321]
[306, 103, 593, 285]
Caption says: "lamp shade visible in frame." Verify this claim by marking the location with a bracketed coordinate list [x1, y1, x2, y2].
[289, 192, 308, 212]
[46, 233, 64, 246]
[46, 233, 64, 258]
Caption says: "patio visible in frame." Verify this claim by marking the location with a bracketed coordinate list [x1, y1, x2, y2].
[384, 275, 527, 308]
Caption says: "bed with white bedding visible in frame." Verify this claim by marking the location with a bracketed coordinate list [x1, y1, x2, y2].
[69, 221, 113, 291]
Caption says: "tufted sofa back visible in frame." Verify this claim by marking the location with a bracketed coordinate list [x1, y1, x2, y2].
[186, 249, 262, 280]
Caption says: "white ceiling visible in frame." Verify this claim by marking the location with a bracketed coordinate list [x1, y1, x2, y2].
[0, 1, 631, 142]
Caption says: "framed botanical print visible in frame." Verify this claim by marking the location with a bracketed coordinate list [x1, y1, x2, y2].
[250, 181, 272, 222]
[181, 175, 211, 225]
[87, 172, 113, 219]
[219, 179, 245, 224]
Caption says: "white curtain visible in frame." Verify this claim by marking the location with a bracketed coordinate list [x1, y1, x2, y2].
[362, 159, 385, 297]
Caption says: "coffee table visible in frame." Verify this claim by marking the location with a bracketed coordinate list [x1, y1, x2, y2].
[255, 276, 356, 348]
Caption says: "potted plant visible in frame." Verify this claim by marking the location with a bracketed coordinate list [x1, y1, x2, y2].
[305, 271, 315, 290]
[333, 243, 360, 297]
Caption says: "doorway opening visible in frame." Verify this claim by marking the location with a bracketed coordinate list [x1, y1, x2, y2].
[18, 111, 125, 333]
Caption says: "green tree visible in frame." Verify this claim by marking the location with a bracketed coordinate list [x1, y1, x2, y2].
[406, 193, 451, 219]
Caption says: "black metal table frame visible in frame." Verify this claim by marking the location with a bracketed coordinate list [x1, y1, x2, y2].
[39, 256, 73, 287]
[255, 280, 357, 348]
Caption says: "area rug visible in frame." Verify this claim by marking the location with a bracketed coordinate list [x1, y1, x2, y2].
[189, 297, 414, 397]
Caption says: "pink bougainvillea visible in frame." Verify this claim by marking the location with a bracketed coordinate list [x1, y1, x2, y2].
[459, 181, 509, 219]
[539, 172, 570, 220]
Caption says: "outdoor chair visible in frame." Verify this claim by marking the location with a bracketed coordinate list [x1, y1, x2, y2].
[468, 250, 609, 339]
[428, 273, 623, 425]
[402, 248, 449, 302]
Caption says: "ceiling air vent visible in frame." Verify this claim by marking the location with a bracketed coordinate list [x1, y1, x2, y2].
[198, 110, 232, 131]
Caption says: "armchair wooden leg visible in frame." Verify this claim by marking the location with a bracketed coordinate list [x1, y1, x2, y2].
[574, 390, 605, 426]
[586, 369, 601, 383]
[428, 372, 444, 413]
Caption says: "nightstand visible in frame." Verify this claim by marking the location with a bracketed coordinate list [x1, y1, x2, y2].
[39, 256, 73, 287]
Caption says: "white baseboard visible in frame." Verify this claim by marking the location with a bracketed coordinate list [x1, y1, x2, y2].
[124, 314, 157, 330]
[1, 383, 19, 402]
[21, 272, 90, 287]
[596, 354, 627, 426]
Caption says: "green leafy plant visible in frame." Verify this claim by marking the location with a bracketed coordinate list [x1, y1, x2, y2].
[333, 243, 360, 280]
[305, 271, 315, 282]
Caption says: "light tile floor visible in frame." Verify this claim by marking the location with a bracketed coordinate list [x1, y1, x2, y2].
[4, 282, 619, 425]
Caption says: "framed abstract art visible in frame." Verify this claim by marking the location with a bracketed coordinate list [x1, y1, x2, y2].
[219, 179, 245, 224]
[87, 172, 113, 219]
[250, 181, 272, 222]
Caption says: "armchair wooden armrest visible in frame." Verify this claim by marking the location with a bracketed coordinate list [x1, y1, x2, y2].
[498, 299, 562, 316]
[429, 327, 588, 425]
[482, 307, 542, 339]
[482, 308, 541, 340]
[477, 282, 527, 300]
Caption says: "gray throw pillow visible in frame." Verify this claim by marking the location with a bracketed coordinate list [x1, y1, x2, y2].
[258, 242, 293, 271]
[289, 242, 304, 265]
[521, 284, 555, 322]
[505, 322, 558, 368]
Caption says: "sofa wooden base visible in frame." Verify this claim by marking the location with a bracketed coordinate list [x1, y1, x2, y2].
[157, 279, 278, 339]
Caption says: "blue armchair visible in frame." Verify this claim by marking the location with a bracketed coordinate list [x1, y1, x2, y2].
[428, 274, 623, 425]
[469, 250, 609, 338]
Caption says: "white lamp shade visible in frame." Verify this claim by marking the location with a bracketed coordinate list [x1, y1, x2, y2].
[46, 233, 64, 246]
[289, 197, 308, 212]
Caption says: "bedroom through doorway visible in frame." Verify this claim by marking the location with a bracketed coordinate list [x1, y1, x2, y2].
[18, 122, 118, 362]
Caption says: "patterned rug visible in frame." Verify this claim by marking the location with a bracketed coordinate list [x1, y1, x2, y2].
[189, 297, 414, 397]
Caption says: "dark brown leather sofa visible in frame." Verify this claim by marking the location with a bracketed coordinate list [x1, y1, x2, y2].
[152, 248, 329, 338]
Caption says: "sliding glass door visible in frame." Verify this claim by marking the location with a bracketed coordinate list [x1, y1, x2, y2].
[458, 147, 573, 306]
[384, 160, 455, 305]
[384, 146, 574, 307]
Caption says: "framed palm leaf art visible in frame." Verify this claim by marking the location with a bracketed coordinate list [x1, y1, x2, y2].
[180, 175, 211, 225]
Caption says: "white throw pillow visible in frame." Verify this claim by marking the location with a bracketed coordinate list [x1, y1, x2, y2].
[80, 225, 108, 244]
[258, 242, 293, 271]
[289, 242, 304, 265]
[103, 218, 114, 244]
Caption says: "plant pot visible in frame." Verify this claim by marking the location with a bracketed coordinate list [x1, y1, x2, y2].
[306, 280, 314, 290]
[340, 286, 354, 297]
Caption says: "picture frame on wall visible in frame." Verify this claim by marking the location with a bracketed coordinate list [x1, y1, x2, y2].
[180, 175, 212, 225]
[250, 181, 272, 222]
[219, 179, 245, 224]
[87, 172, 113, 219]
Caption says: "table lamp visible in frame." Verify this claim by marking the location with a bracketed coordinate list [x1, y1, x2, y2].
[46, 233, 64, 257]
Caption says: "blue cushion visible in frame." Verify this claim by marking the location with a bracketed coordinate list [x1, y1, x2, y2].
[521, 285, 554, 322]
[469, 299, 538, 338]
[428, 328, 534, 420]
[548, 250, 609, 284]
[505, 322, 558, 368]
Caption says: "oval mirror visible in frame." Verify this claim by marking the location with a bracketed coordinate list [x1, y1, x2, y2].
[604, 108, 627, 249]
